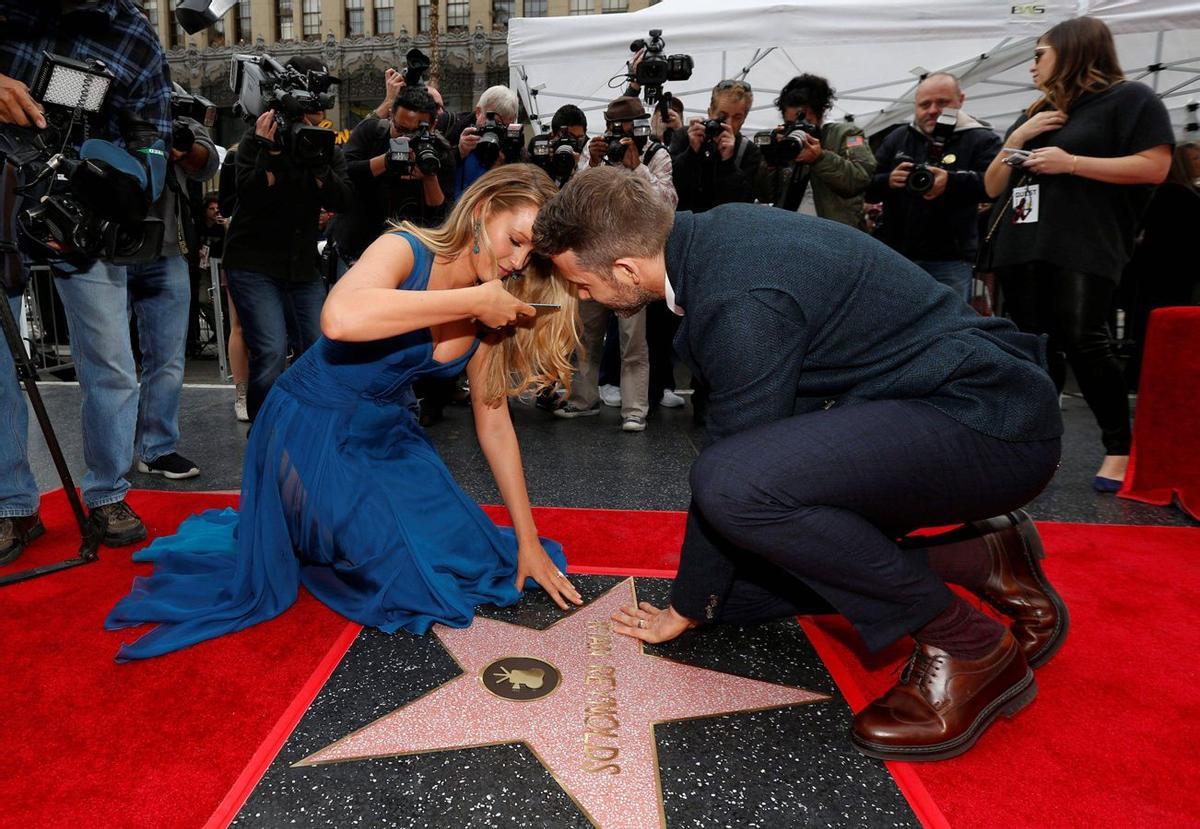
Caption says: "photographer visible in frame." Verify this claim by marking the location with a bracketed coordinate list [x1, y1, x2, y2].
[672, 80, 762, 213]
[528, 104, 588, 188]
[866, 73, 1001, 303]
[755, 73, 876, 229]
[446, 85, 523, 199]
[222, 55, 352, 422]
[329, 85, 454, 269]
[126, 77, 220, 481]
[584, 96, 676, 205]
[1, 0, 172, 562]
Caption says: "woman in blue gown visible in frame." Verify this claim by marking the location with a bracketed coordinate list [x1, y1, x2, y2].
[106, 166, 584, 660]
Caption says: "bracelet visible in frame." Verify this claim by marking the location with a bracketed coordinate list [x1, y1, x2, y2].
[1071, 155, 1079, 175]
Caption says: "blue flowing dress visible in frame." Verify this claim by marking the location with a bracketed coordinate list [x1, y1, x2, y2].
[105, 232, 566, 661]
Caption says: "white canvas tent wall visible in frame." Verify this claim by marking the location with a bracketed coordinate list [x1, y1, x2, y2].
[508, 0, 1200, 141]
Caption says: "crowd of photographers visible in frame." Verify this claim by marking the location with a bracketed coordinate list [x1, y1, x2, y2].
[1, 4, 1194, 565]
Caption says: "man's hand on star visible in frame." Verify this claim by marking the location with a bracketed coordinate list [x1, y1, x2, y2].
[611, 601, 698, 644]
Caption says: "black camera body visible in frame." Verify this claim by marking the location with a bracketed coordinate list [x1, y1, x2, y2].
[604, 117, 651, 165]
[474, 111, 524, 168]
[754, 118, 821, 167]
[629, 29, 693, 105]
[170, 83, 216, 153]
[530, 132, 584, 184]
[701, 117, 725, 161]
[402, 48, 431, 88]
[389, 123, 443, 177]
[231, 53, 339, 167]
[896, 108, 958, 196]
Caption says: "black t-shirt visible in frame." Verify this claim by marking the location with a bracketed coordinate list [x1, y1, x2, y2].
[989, 81, 1175, 282]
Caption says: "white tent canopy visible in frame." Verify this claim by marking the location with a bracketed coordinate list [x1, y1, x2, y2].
[508, 0, 1200, 140]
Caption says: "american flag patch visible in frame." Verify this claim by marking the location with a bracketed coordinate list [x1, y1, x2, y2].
[845, 136, 864, 148]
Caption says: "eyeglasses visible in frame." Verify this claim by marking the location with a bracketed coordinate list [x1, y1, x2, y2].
[715, 80, 752, 92]
[1033, 46, 1052, 64]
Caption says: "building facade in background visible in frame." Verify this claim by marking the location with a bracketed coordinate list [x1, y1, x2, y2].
[147, 0, 657, 146]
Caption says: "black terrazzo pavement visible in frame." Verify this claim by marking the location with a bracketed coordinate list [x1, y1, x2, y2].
[231, 577, 918, 829]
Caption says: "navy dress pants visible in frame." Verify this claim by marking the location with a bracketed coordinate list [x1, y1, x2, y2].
[671, 400, 1060, 652]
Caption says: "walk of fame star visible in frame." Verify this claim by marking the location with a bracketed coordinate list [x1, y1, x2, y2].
[296, 579, 827, 828]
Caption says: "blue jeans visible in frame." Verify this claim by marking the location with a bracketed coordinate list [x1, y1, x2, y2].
[226, 269, 325, 420]
[0, 293, 39, 518]
[914, 259, 974, 305]
[127, 255, 190, 462]
[52, 258, 140, 508]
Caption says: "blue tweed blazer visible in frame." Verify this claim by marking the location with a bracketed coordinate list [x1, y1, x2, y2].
[665, 205, 1063, 444]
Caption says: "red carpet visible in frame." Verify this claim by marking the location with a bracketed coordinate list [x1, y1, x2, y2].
[3, 491, 1196, 828]
[1121, 307, 1200, 520]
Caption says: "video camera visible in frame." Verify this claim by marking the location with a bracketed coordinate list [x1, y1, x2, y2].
[170, 82, 216, 153]
[387, 123, 444, 177]
[529, 132, 585, 185]
[629, 29, 693, 106]
[754, 117, 821, 167]
[474, 111, 524, 167]
[605, 117, 651, 165]
[231, 53, 339, 167]
[895, 108, 958, 195]
[1, 53, 167, 289]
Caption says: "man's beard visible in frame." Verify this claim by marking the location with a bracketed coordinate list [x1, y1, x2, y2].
[609, 283, 658, 318]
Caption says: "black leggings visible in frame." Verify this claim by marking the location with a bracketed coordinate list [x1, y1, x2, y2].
[1000, 262, 1131, 455]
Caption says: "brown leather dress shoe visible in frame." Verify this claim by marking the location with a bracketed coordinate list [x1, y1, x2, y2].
[851, 631, 1036, 761]
[971, 510, 1069, 668]
[1, 513, 45, 566]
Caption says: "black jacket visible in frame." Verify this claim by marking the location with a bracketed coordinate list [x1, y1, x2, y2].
[222, 127, 353, 282]
[866, 116, 1001, 262]
[671, 131, 761, 213]
[329, 115, 455, 260]
[665, 205, 1062, 445]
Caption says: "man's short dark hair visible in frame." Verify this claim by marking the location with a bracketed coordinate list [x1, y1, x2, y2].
[776, 73, 836, 115]
[551, 104, 587, 133]
[534, 167, 674, 280]
[285, 55, 327, 75]
[393, 86, 438, 119]
[202, 192, 219, 208]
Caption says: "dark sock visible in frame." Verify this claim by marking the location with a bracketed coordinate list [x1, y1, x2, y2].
[914, 595, 1005, 660]
[910, 536, 992, 591]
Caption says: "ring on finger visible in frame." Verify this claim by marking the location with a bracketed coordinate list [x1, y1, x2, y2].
[638, 619, 647, 629]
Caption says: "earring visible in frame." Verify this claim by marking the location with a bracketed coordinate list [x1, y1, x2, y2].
[472, 220, 481, 255]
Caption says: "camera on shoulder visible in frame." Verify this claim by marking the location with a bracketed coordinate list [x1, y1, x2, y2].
[231, 53, 339, 167]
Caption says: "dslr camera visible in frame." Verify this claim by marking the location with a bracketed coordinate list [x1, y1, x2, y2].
[231, 53, 339, 167]
[474, 111, 524, 167]
[169, 82, 216, 153]
[402, 48, 431, 88]
[530, 132, 585, 185]
[629, 29, 694, 106]
[895, 108, 958, 195]
[387, 123, 443, 177]
[605, 117, 652, 165]
[700, 116, 725, 161]
[754, 117, 821, 167]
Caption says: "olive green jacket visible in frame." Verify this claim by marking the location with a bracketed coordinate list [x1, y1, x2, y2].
[755, 120, 877, 230]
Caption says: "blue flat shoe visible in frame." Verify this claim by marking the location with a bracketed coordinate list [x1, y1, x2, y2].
[1092, 476, 1123, 493]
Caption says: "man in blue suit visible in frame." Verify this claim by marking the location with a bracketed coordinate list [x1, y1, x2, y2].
[534, 166, 1068, 762]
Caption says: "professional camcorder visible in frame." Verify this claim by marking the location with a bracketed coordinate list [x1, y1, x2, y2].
[628, 29, 693, 106]
[0, 53, 167, 289]
[530, 132, 585, 184]
[604, 117, 651, 165]
[474, 111, 524, 167]
[895, 108, 958, 195]
[170, 82, 216, 152]
[754, 117, 821, 167]
[231, 53, 339, 166]
[387, 123, 443, 177]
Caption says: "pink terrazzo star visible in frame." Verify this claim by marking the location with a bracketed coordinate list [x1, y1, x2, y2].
[297, 578, 827, 829]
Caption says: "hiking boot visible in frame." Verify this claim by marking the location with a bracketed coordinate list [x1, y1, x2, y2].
[89, 501, 148, 547]
[0, 513, 45, 567]
[138, 453, 200, 480]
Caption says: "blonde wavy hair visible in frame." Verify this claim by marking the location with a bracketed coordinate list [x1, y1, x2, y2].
[395, 164, 581, 407]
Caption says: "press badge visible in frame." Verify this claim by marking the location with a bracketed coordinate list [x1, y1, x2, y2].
[1011, 184, 1039, 224]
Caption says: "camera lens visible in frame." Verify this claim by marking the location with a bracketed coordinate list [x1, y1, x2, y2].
[907, 165, 935, 195]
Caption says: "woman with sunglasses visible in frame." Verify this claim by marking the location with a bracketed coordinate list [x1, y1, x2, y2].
[983, 16, 1173, 492]
[106, 166, 585, 660]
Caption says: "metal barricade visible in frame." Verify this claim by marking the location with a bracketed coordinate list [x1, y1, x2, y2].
[20, 264, 74, 377]
[207, 256, 230, 381]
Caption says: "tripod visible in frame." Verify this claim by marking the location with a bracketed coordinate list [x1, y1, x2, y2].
[0, 289, 100, 587]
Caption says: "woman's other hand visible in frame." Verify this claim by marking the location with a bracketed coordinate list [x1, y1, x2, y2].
[515, 543, 583, 610]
